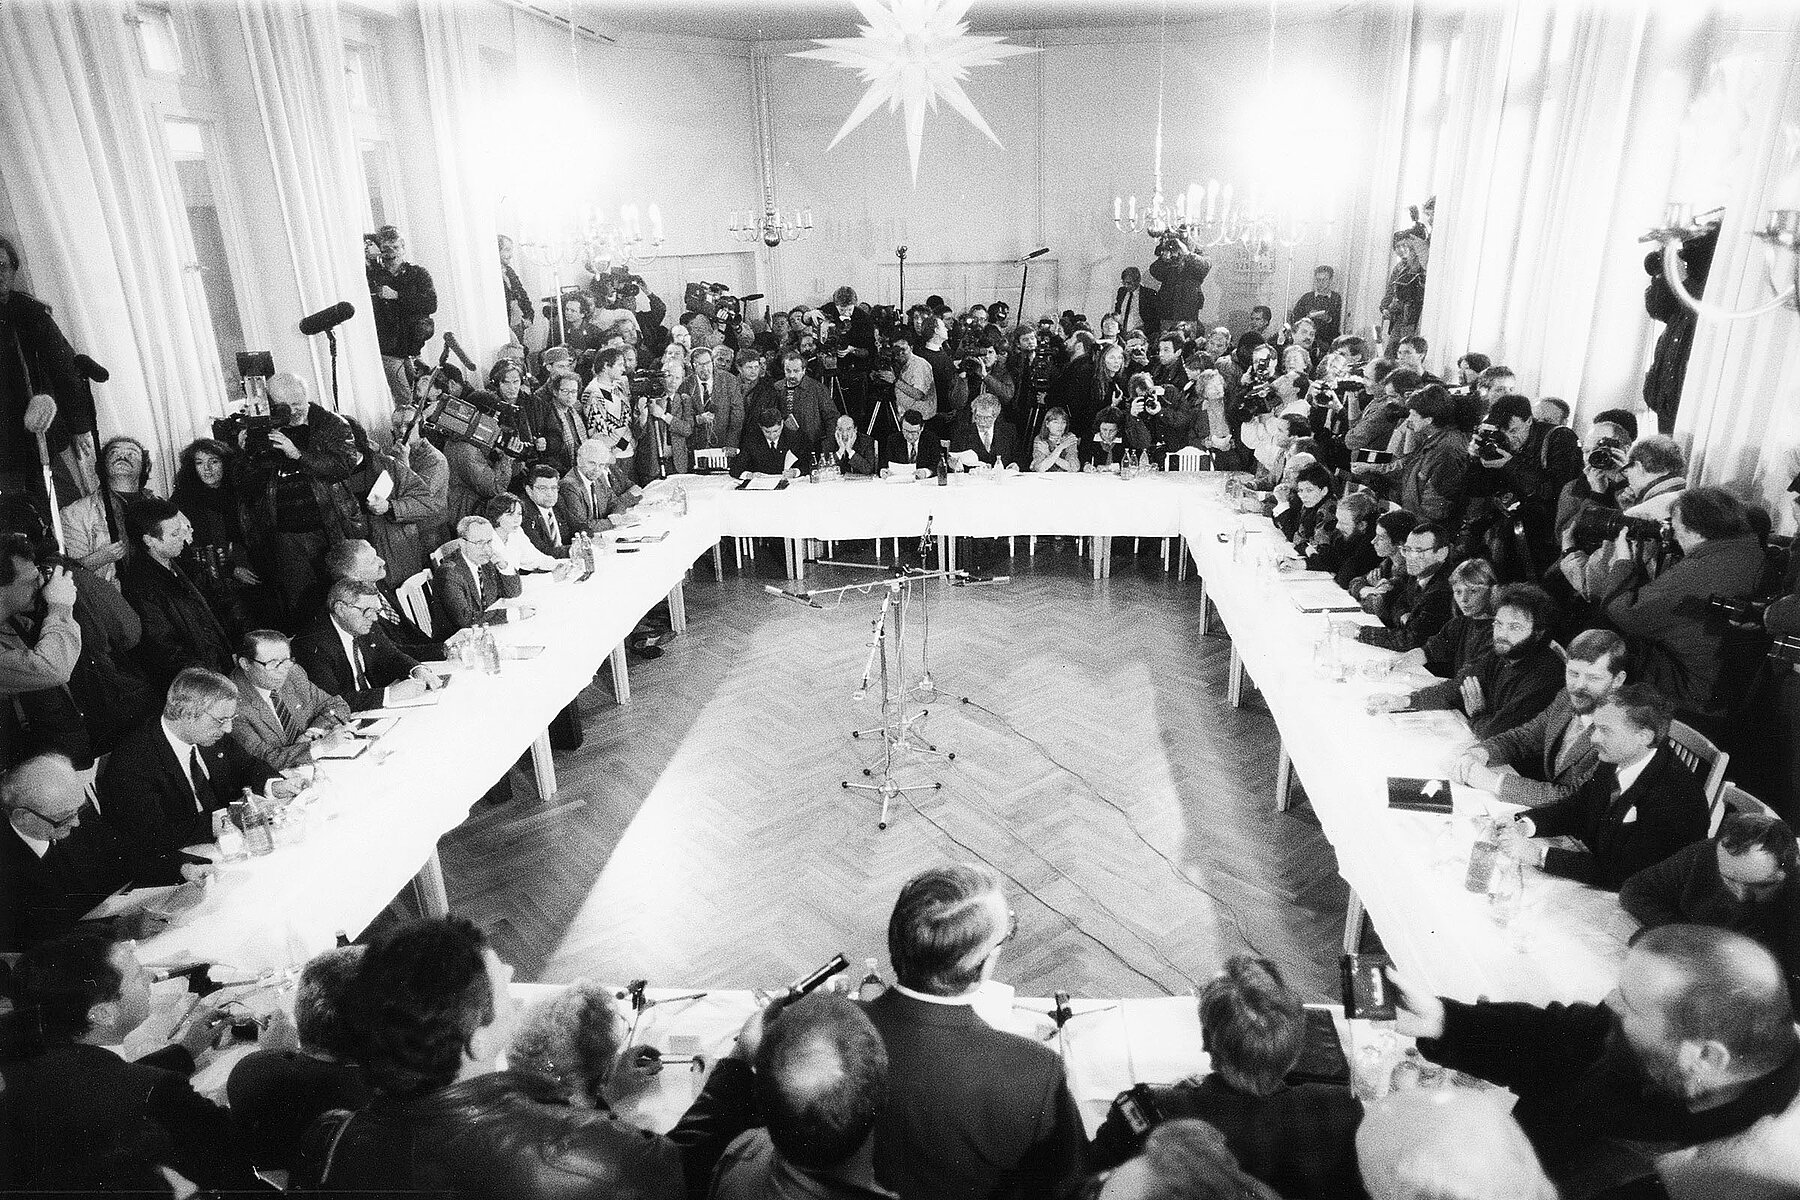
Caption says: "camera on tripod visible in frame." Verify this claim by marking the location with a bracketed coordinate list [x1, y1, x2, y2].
[422, 389, 530, 459]
[1586, 437, 1629, 471]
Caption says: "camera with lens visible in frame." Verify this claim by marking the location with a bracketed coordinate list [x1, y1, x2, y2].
[1029, 333, 1065, 390]
[1570, 505, 1668, 551]
[1586, 437, 1628, 472]
[628, 368, 665, 400]
[875, 341, 909, 377]
[212, 405, 295, 463]
[1140, 389, 1164, 417]
[1706, 594, 1769, 629]
[1472, 423, 1511, 463]
[421, 390, 529, 459]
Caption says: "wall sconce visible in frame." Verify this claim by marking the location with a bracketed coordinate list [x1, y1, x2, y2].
[1641, 203, 1800, 321]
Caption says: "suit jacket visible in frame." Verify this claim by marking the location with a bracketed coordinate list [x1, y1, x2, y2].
[1357, 568, 1454, 653]
[557, 468, 627, 535]
[1477, 690, 1602, 809]
[519, 500, 571, 561]
[683, 372, 745, 452]
[118, 555, 234, 690]
[769, 377, 840, 449]
[373, 580, 444, 662]
[520, 391, 585, 476]
[1620, 838, 1800, 994]
[1288, 289, 1343, 344]
[227, 1049, 371, 1174]
[1528, 745, 1711, 890]
[97, 718, 275, 855]
[0, 816, 190, 952]
[432, 555, 523, 633]
[948, 420, 1024, 470]
[1111, 284, 1157, 332]
[292, 613, 422, 712]
[228, 663, 350, 770]
[862, 989, 1088, 1200]
[881, 431, 943, 475]
[819, 430, 879, 476]
[735, 426, 812, 478]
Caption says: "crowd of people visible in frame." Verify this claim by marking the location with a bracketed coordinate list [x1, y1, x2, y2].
[3, 218, 1800, 1198]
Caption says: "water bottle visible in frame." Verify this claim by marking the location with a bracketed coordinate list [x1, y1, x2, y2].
[673, 481, 688, 517]
[936, 453, 949, 486]
[855, 957, 886, 1003]
[1465, 819, 1503, 893]
[239, 788, 274, 857]
[478, 626, 502, 675]
[213, 808, 246, 863]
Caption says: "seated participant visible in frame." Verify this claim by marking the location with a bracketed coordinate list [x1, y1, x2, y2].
[559, 438, 632, 535]
[431, 515, 523, 634]
[1346, 510, 1416, 604]
[515, 463, 571, 560]
[227, 629, 352, 769]
[293, 578, 443, 711]
[507, 982, 663, 1113]
[711, 994, 892, 1200]
[948, 394, 1023, 471]
[0, 928, 255, 1192]
[1621, 812, 1799, 995]
[485, 494, 569, 576]
[1090, 955, 1362, 1200]
[1407, 557, 1497, 679]
[1080, 406, 1141, 472]
[1031, 406, 1082, 473]
[882, 409, 944, 478]
[1392, 926, 1800, 1196]
[1087, 1120, 1283, 1200]
[1345, 521, 1454, 652]
[1505, 683, 1710, 889]
[1308, 491, 1382, 589]
[863, 864, 1087, 1199]
[227, 945, 372, 1175]
[0, 752, 203, 953]
[1366, 583, 1564, 740]
[295, 917, 758, 1198]
[97, 667, 277, 855]
[820, 413, 878, 475]
[323, 538, 442, 662]
[1453, 628, 1628, 808]
[736, 406, 809, 480]
[1275, 462, 1336, 557]
[118, 497, 233, 690]
[1356, 1087, 1556, 1200]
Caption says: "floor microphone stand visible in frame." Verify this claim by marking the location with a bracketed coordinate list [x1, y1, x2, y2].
[324, 328, 341, 411]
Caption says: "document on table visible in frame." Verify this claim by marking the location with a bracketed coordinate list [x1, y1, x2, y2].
[312, 739, 368, 761]
[81, 884, 189, 922]
[742, 475, 785, 491]
[1286, 580, 1364, 612]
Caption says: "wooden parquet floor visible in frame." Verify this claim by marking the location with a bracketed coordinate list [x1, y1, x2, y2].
[436, 542, 1350, 1001]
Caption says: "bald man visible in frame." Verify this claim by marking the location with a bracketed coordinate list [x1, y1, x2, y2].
[1391, 926, 1800, 1195]
[0, 752, 207, 951]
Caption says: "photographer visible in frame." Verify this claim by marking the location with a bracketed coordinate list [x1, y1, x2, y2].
[1392, 383, 1469, 528]
[1147, 232, 1212, 333]
[874, 335, 937, 428]
[1010, 325, 1058, 439]
[632, 363, 696, 480]
[231, 372, 361, 622]
[1558, 433, 1686, 602]
[1464, 392, 1582, 577]
[368, 228, 438, 405]
[442, 388, 518, 531]
[590, 264, 666, 354]
[1552, 412, 1636, 545]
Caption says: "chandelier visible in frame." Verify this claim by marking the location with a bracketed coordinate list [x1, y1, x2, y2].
[729, 50, 815, 248]
[1640, 203, 1800, 322]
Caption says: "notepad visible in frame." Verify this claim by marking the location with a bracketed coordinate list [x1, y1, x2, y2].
[1287, 581, 1364, 612]
[1388, 776, 1454, 814]
[348, 716, 398, 739]
[740, 475, 785, 491]
[312, 739, 368, 761]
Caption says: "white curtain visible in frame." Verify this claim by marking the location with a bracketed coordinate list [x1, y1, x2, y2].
[1415, 6, 1717, 420]
[234, 0, 390, 433]
[1343, 1, 1417, 338]
[417, 1, 509, 367]
[0, 0, 228, 485]
[1673, 30, 1800, 534]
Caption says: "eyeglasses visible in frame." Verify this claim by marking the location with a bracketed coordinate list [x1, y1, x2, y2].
[201, 709, 235, 729]
[23, 806, 81, 832]
[253, 656, 292, 669]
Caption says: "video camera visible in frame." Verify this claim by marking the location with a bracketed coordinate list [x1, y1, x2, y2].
[628, 368, 665, 400]
[214, 350, 292, 462]
[1586, 436, 1629, 472]
[421, 389, 530, 459]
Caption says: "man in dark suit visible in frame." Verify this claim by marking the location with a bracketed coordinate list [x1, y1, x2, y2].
[947, 395, 1023, 471]
[684, 345, 745, 455]
[1347, 521, 1455, 653]
[431, 515, 524, 634]
[118, 498, 233, 690]
[517, 463, 571, 560]
[558, 438, 632, 536]
[818, 413, 878, 476]
[293, 578, 442, 711]
[97, 667, 279, 856]
[1288, 265, 1343, 345]
[736, 406, 810, 479]
[861, 865, 1087, 1200]
[1454, 628, 1627, 808]
[881, 410, 943, 478]
[1112, 265, 1157, 337]
[519, 368, 586, 476]
[1, 928, 258, 1192]
[323, 538, 443, 662]
[1, 752, 202, 952]
[770, 351, 840, 450]
[228, 629, 352, 770]
[1507, 683, 1711, 890]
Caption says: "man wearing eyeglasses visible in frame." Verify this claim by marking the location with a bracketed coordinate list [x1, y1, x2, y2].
[228, 629, 352, 770]
[861, 864, 1088, 1200]
[1338, 521, 1455, 653]
[98, 667, 280, 856]
[293, 578, 443, 712]
[1, 752, 210, 951]
[430, 515, 525, 635]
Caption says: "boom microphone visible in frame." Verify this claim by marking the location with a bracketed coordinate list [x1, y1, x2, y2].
[442, 331, 477, 372]
[298, 301, 355, 336]
[73, 354, 109, 383]
[1019, 247, 1051, 262]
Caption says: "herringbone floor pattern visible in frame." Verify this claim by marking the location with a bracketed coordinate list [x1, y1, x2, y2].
[437, 541, 1349, 1001]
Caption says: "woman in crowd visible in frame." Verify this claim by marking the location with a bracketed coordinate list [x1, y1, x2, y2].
[1277, 462, 1337, 557]
[1349, 509, 1418, 604]
[60, 435, 157, 584]
[171, 437, 265, 630]
[1094, 342, 1131, 419]
[1082, 406, 1150, 471]
[1032, 407, 1082, 472]
[1311, 490, 1383, 587]
[1455, 352, 1492, 386]
[483, 494, 569, 578]
[1407, 557, 1498, 678]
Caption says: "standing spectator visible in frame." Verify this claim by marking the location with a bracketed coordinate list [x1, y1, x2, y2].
[1147, 233, 1213, 333]
[118, 498, 234, 688]
[1289, 266, 1344, 345]
[1392, 384, 1469, 527]
[231, 372, 363, 624]
[771, 351, 840, 452]
[369, 227, 438, 404]
[498, 234, 533, 347]
[0, 234, 95, 518]
[59, 436, 155, 585]
[1113, 265, 1156, 336]
[1464, 393, 1583, 578]
[634, 362, 696, 480]
[442, 391, 518, 531]
[684, 345, 745, 456]
[522, 368, 586, 477]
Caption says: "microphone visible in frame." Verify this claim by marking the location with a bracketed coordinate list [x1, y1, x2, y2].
[764, 585, 822, 608]
[442, 331, 477, 372]
[298, 301, 355, 336]
[73, 354, 109, 383]
[739, 292, 766, 304]
[919, 515, 933, 561]
[1018, 247, 1050, 263]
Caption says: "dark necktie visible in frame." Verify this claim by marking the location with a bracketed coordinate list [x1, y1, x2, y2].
[544, 507, 560, 546]
[1121, 290, 1134, 328]
[351, 639, 370, 691]
[188, 747, 217, 814]
[270, 689, 299, 741]
[587, 480, 597, 515]
[562, 410, 583, 453]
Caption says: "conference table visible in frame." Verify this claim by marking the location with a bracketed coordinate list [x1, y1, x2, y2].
[140, 469, 1632, 1011]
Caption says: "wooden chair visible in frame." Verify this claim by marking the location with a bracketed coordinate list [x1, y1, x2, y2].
[1719, 782, 1779, 826]
[1159, 448, 1212, 571]
[397, 569, 436, 639]
[1665, 719, 1729, 834]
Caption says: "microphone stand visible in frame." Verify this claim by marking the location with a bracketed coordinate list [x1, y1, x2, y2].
[324, 328, 341, 411]
[1016, 249, 1044, 332]
[896, 246, 908, 311]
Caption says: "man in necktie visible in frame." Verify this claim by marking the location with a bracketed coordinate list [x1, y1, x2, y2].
[431, 516, 525, 634]
[558, 439, 629, 536]
[881, 410, 942, 480]
[293, 579, 443, 712]
[685, 346, 743, 452]
[119, 498, 235, 689]
[1113, 266, 1154, 336]
[518, 465, 571, 561]
[227, 629, 351, 770]
[735, 406, 806, 480]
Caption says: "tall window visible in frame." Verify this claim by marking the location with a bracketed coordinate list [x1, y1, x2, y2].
[165, 118, 248, 390]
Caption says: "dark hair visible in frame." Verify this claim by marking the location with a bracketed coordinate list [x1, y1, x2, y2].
[295, 945, 365, 1059]
[1095, 407, 1126, 432]
[1400, 334, 1429, 356]
[1605, 681, 1674, 741]
[1293, 463, 1334, 493]
[756, 406, 784, 430]
[346, 917, 496, 1097]
[0, 531, 38, 586]
[125, 497, 183, 546]
[236, 628, 288, 661]
[1486, 393, 1533, 428]
[523, 463, 560, 488]
[756, 994, 888, 1170]
[1375, 510, 1417, 545]
[11, 927, 124, 1045]
[1718, 813, 1798, 874]
[174, 437, 236, 498]
[1568, 628, 1629, 675]
[1251, 305, 1272, 321]
[1492, 583, 1555, 640]
[1458, 352, 1493, 374]
[1121, 266, 1142, 286]
[595, 347, 627, 375]
[483, 493, 523, 524]
[1406, 384, 1455, 425]
[1131, 1119, 1284, 1200]
[887, 864, 1003, 995]
[1634, 925, 1798, 1073]
[1673, 485, 1751, 541]
[1384, 366, 1423, 395]
[1409, 520, 1450, 550]
[1366, 357, 1397, 385]
[1314, 264, 1335, 278]
[1593, 408, 1639, 439]
[1197, 957, 1305, 1096]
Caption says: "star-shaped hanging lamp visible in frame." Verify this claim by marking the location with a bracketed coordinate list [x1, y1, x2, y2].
[790, 0, 1038, 184]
